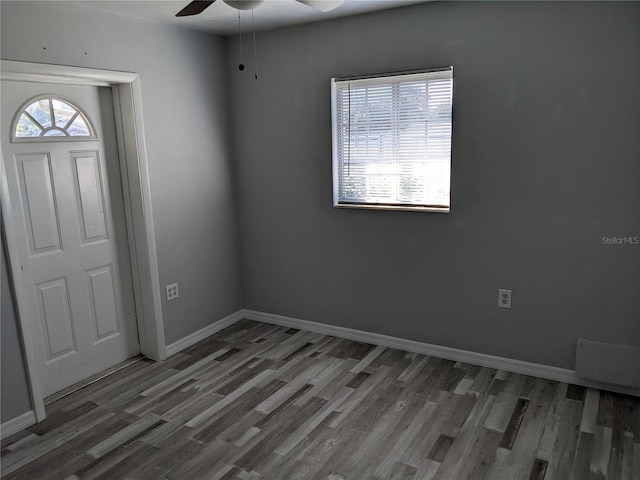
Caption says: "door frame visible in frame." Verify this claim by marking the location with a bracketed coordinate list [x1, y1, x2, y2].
[1, 60, 167, 421]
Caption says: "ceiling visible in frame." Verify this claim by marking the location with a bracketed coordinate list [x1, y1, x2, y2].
[67, 0, 431, 36]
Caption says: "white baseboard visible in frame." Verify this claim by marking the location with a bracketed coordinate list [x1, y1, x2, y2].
[1, 411, 36, 439]
[165, 310, 245, 357]
[242, 309, 640, 397]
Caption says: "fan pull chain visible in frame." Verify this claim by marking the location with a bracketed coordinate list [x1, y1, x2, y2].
[238, 3, 245, 71]
[252, 9, 259, 80]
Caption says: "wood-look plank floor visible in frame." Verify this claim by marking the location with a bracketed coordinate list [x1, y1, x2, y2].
[2, 320, 639, 480]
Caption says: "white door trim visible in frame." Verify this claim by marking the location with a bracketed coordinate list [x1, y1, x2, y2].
[1, 60, 167, 422]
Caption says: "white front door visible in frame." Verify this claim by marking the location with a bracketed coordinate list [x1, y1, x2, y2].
[1, 81, 140, 397]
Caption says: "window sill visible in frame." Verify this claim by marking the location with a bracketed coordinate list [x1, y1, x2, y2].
[333, 203, 450, 214]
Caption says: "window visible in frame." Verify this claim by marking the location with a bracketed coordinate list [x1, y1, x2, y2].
[331, 67, 453, 212]
[12, 95, 95, 142]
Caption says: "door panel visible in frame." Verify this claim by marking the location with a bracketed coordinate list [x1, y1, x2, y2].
[35, 277, 76, 362]
[16, 152, 62, 254]
[1, 80, 140, 397]
[72, 151, 108, 242]
[86, 265, 119, 341]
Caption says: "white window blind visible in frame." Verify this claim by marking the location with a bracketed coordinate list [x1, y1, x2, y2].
[331, 67, 453, 212]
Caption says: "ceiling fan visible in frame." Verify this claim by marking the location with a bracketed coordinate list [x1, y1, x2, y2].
[176, 0, 344, 79]
[176, 0, 345, 17]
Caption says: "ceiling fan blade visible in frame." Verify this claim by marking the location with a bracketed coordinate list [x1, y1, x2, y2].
[176, 1, 216, 17]
[295, 0, 345, 12]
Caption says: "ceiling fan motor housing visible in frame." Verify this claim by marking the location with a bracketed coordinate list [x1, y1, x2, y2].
[223, 0, 265, 10]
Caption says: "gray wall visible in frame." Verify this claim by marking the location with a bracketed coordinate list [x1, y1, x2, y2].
[1, 237, 32, 423]
[1, 1, 242, 421]
[1, 1, 242, 344]
[228, 1, 640, 369]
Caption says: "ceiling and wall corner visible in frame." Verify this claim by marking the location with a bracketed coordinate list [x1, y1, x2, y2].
[67, 0, 433, 36]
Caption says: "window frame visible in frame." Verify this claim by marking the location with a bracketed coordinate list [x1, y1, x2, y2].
[10, 94, 97, 143]
[331, 67, 454, 213]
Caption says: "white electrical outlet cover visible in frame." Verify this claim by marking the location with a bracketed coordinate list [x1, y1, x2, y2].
[498, 289, 512, 309]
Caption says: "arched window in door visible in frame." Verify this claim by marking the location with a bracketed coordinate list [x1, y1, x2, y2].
[12, 95, 96, 142]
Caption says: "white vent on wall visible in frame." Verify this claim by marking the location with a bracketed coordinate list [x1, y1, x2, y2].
[575, 339, 640, 389]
